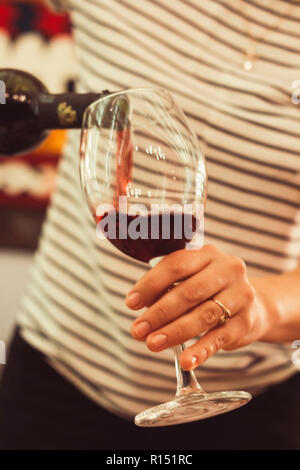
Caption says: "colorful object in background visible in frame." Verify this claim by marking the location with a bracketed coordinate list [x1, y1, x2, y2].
[0, 1, 71, 40]
[0, 0, 74, 250]
[0, 130, 66, 209]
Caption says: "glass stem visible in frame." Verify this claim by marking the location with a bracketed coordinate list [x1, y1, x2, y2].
[174, 344, 205, 398]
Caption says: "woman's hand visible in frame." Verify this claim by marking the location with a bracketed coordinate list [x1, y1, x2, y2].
[126, 244, 277, 371]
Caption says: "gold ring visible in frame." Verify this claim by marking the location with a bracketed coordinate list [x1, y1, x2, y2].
[212, 299, 232, 325]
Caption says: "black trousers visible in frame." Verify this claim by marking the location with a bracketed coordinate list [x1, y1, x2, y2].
[0, 329, 299, 450]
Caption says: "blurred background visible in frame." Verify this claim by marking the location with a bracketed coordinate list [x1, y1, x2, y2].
[0, 0, 75, 345]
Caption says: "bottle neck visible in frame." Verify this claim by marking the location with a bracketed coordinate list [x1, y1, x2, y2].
[0, 68, 114, 156]
[35, 91, 110, 130]
[0, 90, 111, 130]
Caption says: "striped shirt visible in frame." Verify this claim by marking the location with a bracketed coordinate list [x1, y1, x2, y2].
[18, 0, 300, 419]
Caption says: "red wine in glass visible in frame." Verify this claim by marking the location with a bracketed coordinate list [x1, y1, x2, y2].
[96, 211, 198, 263]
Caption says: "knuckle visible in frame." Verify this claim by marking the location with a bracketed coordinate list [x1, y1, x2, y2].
[173, 324, 185, 343]
[146, 276, 158, 292]
[154, 304, 169, 325]
[202, 307, 219, 326]
[207, 341, 217, 356]
[201, 347, 209, 362]
[215, 274, 226, 290]
[166, 253, 187, 277]
[203, 244, 219, 257]
[244, 284, 256, 303]
[231, 256, 247, 276]
[182, 282, 202, 303]
[215, 334, 226, 350]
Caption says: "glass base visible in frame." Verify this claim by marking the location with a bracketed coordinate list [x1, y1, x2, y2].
[134, 390, 251, 427]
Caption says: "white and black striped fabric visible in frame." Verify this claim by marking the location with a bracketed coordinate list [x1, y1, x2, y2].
[18, 0, 300, 418]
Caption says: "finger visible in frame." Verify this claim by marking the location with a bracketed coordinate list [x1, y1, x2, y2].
[126, 245, 219, 309]
[130, 260, 229, 340]
[179, 312, 253, 370]
[145, 286, 243, 351]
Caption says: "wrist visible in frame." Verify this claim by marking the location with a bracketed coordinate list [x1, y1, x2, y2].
[249, 276, 282, 341]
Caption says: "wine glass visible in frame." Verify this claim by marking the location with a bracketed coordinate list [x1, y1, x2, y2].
[80, 88, 251, 427]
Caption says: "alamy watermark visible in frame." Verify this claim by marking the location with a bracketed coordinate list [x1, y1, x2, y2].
[291, 340, 300, 368]
[95, 197, 204, 246]
[291, 80, 300, 105]
[0, 80, 5, 104]
[0, 340, 6, 365]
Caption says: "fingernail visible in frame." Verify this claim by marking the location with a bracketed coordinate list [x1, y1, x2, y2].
[126, 292, 141, 308]
[151, 333, 168, 349]
[134, 321, 151, 338]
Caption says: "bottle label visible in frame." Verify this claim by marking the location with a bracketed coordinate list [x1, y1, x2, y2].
[57, 101, 77, 126]
[0, 80, 5, 104]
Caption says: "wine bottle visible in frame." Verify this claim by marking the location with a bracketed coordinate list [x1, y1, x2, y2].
[0, 69, 112, 156]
